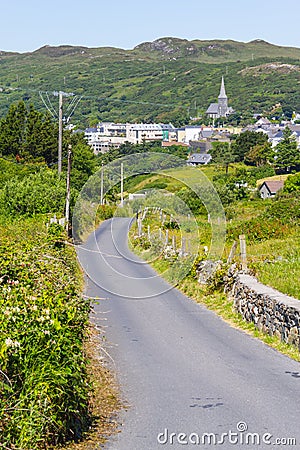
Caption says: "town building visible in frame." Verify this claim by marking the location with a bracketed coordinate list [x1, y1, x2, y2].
[206, 77, 234, 119]
[126, 123, 172, 144]
[187, 153, 212, 165]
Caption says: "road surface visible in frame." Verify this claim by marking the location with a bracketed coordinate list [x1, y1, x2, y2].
[77, 218, 300, 449]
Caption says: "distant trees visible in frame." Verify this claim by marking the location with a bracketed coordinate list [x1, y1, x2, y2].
[275, 127, 300, 173]
[0, 101, 97, 189]
[231, 131, 269, 162]
[210, 142, 237, 174]
[69, 137, 97, 191]
[244, 141, 275, 167]
[0, 101, 58, 164]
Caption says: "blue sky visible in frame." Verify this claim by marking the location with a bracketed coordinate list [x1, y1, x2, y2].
[2, 0, 300, 53]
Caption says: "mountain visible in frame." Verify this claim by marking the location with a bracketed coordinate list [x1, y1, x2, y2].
[133, 37, 300, 62]
[0, 37, 300, 126]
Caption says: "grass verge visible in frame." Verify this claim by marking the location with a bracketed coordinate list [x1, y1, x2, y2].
[0, 216, 121, 449]
[59, 325, 122, 450]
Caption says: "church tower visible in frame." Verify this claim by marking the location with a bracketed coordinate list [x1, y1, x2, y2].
[206, 76, 233, 120]
[217, 76, 228, 117]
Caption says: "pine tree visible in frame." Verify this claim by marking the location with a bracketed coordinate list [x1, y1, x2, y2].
[275, 127, 300, 172]
[0, 101, 27, 156]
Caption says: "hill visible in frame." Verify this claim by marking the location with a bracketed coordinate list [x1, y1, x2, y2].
[1, 37, 300, 126]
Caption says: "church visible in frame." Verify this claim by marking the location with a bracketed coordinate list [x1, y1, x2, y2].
[206, 77, 234, 119]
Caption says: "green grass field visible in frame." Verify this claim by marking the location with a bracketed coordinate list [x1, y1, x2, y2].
[126, 164, 300, 300]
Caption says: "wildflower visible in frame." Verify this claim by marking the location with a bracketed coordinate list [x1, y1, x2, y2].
[5, 338, 21, 348]
[5, 338, 14, 347]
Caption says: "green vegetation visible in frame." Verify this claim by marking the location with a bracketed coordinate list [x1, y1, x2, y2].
[0, 103, 118, 449]
[1, 75, 300, 446]
[1, 38, 300, 126]
[284, 172, 300, 192]
[126, 163, 300, 340]
[127, 163, 300, 360]
[0, 218, 90, 448]
[275, 127, 300, 172]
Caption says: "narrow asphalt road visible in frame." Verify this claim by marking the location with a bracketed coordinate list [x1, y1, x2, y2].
[77, 218, 300, 449]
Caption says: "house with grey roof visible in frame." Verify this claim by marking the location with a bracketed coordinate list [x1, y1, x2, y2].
[258, 180, 284, 199]
[187, 153, 212, 165]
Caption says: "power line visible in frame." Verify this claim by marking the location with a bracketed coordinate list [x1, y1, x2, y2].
[0, 85, 181, 109]
[39, 91, 57, 119]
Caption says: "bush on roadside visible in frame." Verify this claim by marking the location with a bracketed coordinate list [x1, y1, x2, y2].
[0, 218, 91, 449]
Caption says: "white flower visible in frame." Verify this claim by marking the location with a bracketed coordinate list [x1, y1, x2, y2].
[5, 338, 21, 348]
[5, 338, 14, 347]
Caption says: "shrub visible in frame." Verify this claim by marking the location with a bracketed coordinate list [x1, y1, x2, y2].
[227, 216, 290, 242]
[0, 169, 66, 217]
[0, 218, 90, 448]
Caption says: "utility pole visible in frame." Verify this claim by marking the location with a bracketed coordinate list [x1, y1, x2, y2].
[65, 144, 72, 233]
[58, 92, 63, 175]
[100, 162, 104, 206]
[120, 162, 124, 207]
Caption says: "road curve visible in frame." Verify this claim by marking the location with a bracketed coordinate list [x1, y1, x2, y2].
[77, 218, 300, 449]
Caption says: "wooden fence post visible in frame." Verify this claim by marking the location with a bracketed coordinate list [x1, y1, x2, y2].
[227, 241, 237, 264]
[165, 229, 169, 246]
[239, 235, 247, 271]
[137, 219, 143, 237]
[172, 235, 176, 251]
[159, 228, 162, 241]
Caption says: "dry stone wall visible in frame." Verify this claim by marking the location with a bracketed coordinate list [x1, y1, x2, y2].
[228, 272, 300, 349]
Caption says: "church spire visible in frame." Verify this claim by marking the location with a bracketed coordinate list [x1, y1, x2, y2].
[218, 76, 227, 99]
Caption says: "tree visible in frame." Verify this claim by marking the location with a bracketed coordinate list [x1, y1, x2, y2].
[0, 101, 27, 156]
[231, 131, 268, 162]
[0, 102, 58, 164]
[71, 142, 96, 191]
[244, 141, 275, 167]
[210, 141, 236, 174]
[275, 127, 300, 173]
[283, 172, 300, 192]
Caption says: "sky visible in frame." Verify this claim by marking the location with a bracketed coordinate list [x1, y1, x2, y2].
[2, 0, 300, 53]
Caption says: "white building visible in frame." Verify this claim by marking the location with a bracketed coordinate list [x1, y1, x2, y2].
[85, 122, 175, 150]
[126, 124, 164, 144]
[184, 126, 202, 143]
[84, 123, 127, 154]
[97, 122, 126, 136]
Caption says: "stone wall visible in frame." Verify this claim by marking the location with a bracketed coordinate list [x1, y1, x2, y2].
[228, 271, 300, 349]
